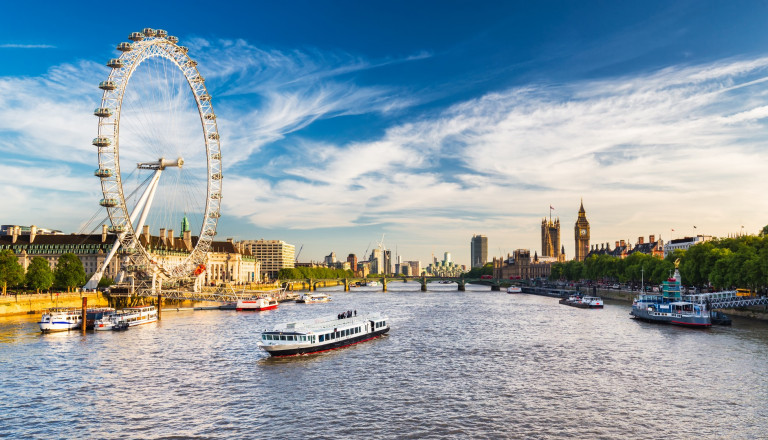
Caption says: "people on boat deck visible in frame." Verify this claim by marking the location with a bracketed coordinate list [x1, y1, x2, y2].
[338, 310, 356, 319]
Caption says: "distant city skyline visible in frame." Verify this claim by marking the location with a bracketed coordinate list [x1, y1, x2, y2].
[2, 2, 768, 266]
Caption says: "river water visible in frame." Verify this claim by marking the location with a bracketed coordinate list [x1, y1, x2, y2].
[1, 283, 767, 439]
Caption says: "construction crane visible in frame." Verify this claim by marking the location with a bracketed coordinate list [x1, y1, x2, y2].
[377, 233, 386, 251]
[363, 242, 371, 260]
[295, 244, 303, 263]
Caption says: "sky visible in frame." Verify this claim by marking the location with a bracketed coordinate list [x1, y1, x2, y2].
[2, 1, 768, 267]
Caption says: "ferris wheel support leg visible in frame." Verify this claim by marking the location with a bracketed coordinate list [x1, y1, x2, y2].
[132, 169, 163, 245]
[84, 169, 164, 290]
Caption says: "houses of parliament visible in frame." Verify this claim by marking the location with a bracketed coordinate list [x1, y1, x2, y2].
[541, 200, 590, 263]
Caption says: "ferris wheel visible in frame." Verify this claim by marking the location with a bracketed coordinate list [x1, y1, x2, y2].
[87, 27, 222, 289]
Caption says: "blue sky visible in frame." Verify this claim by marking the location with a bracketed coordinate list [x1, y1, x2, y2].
[3, 1, 768, 266]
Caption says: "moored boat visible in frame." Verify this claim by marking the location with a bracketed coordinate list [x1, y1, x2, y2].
[296, 292, 332, 303]
[86, 307, 115, 329]
[258, 312, 389, 357]
[630, 265, 710, 327]
[507, 286, 522, 294]
[120, 305, 158, 326]
[236, 297, 278, 311]
[38, 308, 82, 332]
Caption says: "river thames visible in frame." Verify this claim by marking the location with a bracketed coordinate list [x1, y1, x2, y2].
[1, 284, 767, 439]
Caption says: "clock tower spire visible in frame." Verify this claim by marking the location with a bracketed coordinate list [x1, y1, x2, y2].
[574, 199, 590, 262]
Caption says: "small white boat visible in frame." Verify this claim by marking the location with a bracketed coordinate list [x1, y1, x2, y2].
[297, 292, 332, 303]
[236, 297, 278, 311]
[507, 286, 522, 294]
[39, 308, 82, 332]
[365, 281, 380, 287]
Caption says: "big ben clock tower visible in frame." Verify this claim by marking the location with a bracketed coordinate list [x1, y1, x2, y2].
[574, 199, 590, 262]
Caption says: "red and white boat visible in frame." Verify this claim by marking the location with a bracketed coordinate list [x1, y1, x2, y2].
[236, 297, 278, 311]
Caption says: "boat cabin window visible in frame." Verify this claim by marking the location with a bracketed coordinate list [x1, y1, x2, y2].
[280, 335, 286, 341]
[319, 335, 325, 342]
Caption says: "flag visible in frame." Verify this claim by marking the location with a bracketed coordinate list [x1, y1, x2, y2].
[671, 229, 675, 231]
[550, 205, 554, 210]
[693, 225, 697, 229]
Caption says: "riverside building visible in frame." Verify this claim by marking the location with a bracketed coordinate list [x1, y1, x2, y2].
[1, 224, 259, 286]
[471, 234, 488, 268]
[240, 239, 295, 280]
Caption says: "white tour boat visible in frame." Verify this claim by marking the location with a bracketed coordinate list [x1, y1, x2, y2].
[365, 281, 380, 287]
[507, 286, 522, 294]
[38, 308, 83, 332]
[119, 305, 158, 326]
[296, 292, 332, 303]
[258, 312, 389, 357]
[236, 297, 278, 311]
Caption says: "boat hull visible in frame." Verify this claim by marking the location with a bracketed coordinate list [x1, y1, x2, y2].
[38, 321, 81, 332]
[630, 308, 711, 327]
[262, 327, 390, 357]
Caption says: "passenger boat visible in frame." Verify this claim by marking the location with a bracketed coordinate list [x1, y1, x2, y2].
[120, 305, 158, 326]
[236, 297, 278, 311]
[258, 312, 389, 357]
[507, 286, 522, 294]
[85, 307, 115, 330]
[630, 267, 711, 327]
[365, 281, 380, 287]
[38, 308, 82, 332]
[296, 292, 332, 303]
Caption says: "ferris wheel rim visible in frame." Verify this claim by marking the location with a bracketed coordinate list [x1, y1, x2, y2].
[94, 28, 222, 280]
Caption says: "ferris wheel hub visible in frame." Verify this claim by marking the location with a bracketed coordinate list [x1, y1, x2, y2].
[136, 157, 184, 170]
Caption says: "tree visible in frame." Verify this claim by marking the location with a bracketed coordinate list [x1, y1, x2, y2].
[54, 253, 87, 292]
[25, 257, 54, 293]
[0, 249, 24, 295]
[98, 276, 114, 288]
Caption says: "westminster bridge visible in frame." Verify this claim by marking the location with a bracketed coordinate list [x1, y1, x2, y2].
[282, 276, 522, 292]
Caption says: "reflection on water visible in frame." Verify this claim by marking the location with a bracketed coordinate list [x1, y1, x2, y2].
[1, 284, 768, 439]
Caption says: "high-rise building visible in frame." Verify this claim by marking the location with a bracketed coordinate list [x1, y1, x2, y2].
[541, 217, 561, 258]
[240, 239, 295, 279]
[347, 254, 358, 275]
[574, 200, 590, 262]
[471, 234, 488, 268]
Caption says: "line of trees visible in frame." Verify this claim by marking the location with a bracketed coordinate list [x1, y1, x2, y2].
[550, 229, 768, 291]
[278, 266, 354, 280]
[0, 250, 87, 294]
[463, 263, 494, 279]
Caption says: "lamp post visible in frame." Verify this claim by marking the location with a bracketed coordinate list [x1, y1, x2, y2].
[641, 266, 645, 292]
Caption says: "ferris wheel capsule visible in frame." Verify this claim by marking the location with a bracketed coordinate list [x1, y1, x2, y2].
[99, 81, 117, 90]
[117, 42, 133, 52]
[107, 59, 124, 69]
[156, 29, 167, 38]
[167, 36, 179, 44]
[129, 32, 144, 42]
[143, 28, 156, 37]
[94, 107, 113, 118]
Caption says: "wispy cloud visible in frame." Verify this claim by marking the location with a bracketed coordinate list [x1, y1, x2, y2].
[224, 56, 768, 256]
[0, 44, 56, 49]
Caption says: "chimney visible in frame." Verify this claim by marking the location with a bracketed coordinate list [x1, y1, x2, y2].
[12, 225, 19, 244]
[649, 235, 655, 243]
[638, 236, 644, 245]
[29, 225, 37, 243]
[620, 240, 625, 247]
[143, 225, 150, 245]
[227, 237, 233, 243]
[183, 230, 192, 250]
[102, 224, 108, 243]
[159, 228, 166, 246]
[168, 230, 175, 248]
[615, 241, 620, 248]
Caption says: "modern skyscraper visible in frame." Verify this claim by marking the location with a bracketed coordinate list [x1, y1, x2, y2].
[471, 234, 488, 268]
[574, 200, 590, 262]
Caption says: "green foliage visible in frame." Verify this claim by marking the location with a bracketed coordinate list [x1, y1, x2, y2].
[54, 253, 87, 292]
[25, 257, 54, 293]
[0, 249, 25, 294]
[464, 263, 493, 278]
[98, 276, 114, 288]
[555, 234, 768, 290]
[277, 267, 354, 280]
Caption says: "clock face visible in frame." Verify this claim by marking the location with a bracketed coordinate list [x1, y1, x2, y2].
[580, 229, 587, 236]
